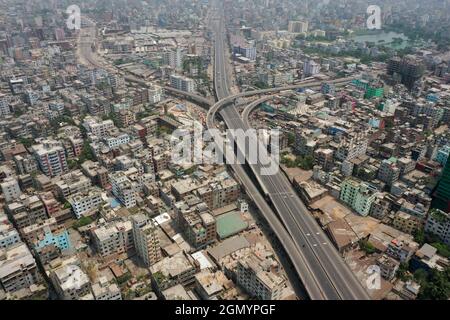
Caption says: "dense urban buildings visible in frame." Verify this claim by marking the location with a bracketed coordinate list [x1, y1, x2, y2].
[0, 0, 449, 304]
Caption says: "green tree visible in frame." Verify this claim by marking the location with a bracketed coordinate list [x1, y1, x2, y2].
[298, 155, 314, 170]
[68, 159, 78, 170]
[78, 141, 95, 164]
[287, 132, 295, 145]
[430, 242, 450, 259]
[418, 268, 450, 300]
[396, 262, 412, 282]
[359, 240, 376, 254]
[73, 216, 94, 229]
[414, 268, 428, 284]
[413, 228, 425, 245]
[19, 137, 33, 148]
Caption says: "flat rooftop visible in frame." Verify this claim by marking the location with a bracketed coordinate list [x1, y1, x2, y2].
[216, 212, 248, 240]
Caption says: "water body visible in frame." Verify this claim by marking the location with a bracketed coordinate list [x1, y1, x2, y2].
[351, 31, 411, 49]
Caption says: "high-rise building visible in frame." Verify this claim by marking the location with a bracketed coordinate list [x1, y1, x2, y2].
[1, 177, 22, 202]
[68, 187, 103, 219]
[0, 243, 41, 293]
[54, 28, 65, 41]
[387, 56, 425, 91]
[425, 209, 450, 245]
[432, 158, 450, 213]
[236, 253, 286, 300]
[434, 145, 450, 166]
[148, 85, 163, 104]
[288, 20, 309, 33]
[162, 48, 184, 69]
[50, 264, 92, 300]
[170, 74, 196, 93]
[303, 60, 320, 77]
[6, 195, 48, 229]
[110, 172, 137, 208]
[31, 140, 68, 178]
[232, 43, 256, 61]
[340, 178, 377, 216]
[0, 213, 21, 249]
[0, 95, 11, 116]
[91, 220, 133, 258]
[378, 158, 400, 186]
[131, 213, 161, 267]
[351, 79, 384, 99]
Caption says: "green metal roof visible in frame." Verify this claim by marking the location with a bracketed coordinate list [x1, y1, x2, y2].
[216, 212, 248, 240]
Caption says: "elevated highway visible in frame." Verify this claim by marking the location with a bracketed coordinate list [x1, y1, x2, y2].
[208, 2, 370, 300]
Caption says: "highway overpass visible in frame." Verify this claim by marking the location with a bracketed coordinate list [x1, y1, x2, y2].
[207, 1, 370, 300]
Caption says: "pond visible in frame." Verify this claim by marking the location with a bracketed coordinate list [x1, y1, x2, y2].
[351, 31, 412, 49]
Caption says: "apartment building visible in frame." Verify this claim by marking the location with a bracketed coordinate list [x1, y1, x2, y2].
[116, 109, 136, 128]
[378, 158, 400, 186]
[50, 264, 92, 300]
[170, 74, 196, 93]
[392, 211, 422, 235]
[91, 220, 133, 258]
[386, 238, 416, 263]
[31, 140, 68, 177]
[105, 133, 130, 149]
[314, 148, 334, 171]
[1, 177, 22, 202]
[92, 276, 122, 300]
[54, 170, 92, 199]
[197, 178, 240, 210]
[83, 116, 115, 138]
[81, 160, 110, 188]
[0, 214, 21, 249]
[340, 178, 377, 216]
[176, 203, 216, 249]
[68, 187, 103, 218]
[425, 208, 450, 245]
[21, 217, 57, 243]
[0, 243, 41, 293]
[110, 172, 137, 208]
[6, 195, 48, 229]
[131, 213, 161, 267]
[376, 254, 400, 281]
[258, 70, 293, 87]
[13, 154, 38, 175]
[33, 225, 71, 253]
[236, 253, 286, 300]
[150, 252, 198, 292]
[40, 192, 63, 219]
[335, 135, 369, 162]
